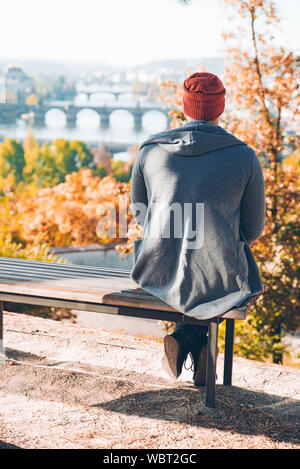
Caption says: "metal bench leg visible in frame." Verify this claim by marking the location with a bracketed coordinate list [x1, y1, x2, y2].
[223, 319, 235, 386]
[205, 319, 219, 408]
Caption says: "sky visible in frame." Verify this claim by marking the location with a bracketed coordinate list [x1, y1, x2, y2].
[1, 0, 299, 66]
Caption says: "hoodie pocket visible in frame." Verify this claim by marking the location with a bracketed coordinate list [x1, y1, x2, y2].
[133, 239, 142, 264]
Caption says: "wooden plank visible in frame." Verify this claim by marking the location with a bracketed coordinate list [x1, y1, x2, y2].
[0, 257, 131, 277]
[0, 271, 137, 290]
[0, 276, 257, 320]
[0, 271, 121, 282]
[0, 277, 147, 301]
[0, 266, 130, 281]
[221, 308, 247, 320]
[0, 279, 174, 312]
[0, 265, 130, 279]
[0, 273, 150, 299]
[0, 256, 130, 271]
[220, 290, 264, 319]
[0, 292, 219, 326]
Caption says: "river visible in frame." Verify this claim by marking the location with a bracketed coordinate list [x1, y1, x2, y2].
[0, 94, 168, 161]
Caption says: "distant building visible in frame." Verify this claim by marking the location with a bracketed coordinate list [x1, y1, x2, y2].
[0, 64, 31, 104]
[91, 144, 112, 173]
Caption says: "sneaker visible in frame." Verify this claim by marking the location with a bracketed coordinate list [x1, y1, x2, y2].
[161, 332, 190, 380]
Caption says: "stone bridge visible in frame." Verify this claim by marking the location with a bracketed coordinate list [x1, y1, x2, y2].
[77, 89, 148, 101]
[0, 103, 172, 129]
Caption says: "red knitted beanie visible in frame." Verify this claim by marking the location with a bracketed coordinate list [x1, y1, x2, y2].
[183, 72, 226, 121]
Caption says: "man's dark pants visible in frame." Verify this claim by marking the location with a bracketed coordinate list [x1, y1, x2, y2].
[173, 323, 208, 347]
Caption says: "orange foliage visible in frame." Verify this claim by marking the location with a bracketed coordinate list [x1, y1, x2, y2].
[223, 0, 299, 166]
[17, 169, 132, 247]
[158, 0, 300, 363]
[159, 80, 188, 128]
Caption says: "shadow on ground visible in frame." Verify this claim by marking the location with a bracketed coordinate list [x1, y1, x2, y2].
[5, 348, 47, 363]
[1, 347, 299, 446]
[94, 386, 300, 444]
[0, 440, 22, 449]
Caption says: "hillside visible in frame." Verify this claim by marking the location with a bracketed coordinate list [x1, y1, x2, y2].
[0, 311, 299, 449]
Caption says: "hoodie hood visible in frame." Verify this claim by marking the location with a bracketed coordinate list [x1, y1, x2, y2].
[140, 120, 246, 157]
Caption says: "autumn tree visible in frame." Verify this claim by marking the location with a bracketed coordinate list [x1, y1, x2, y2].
[51, 139, 95, 180]
[0, 138, 25, 188]
[158, 0, 300, 363]
[0, 135, 99, 192]
[221, 0, 300, 363]
[37, 141, 62, 188]
[21, 129, 42, 190]
[17, 169, 132, 247]
[0, 194, 75, 322]
[23, 137, 97, 189]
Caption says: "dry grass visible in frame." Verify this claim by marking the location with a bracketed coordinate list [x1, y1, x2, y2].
[0, 311, 299, 449]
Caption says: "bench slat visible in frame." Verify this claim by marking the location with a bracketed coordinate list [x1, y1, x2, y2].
[0, 279, 173, 311]
[0, 292, 221, 325]
[0, 257, 131, 277]
[0, 265, 130, 280]
[0, 273, 140, 294]
[0, 276, 156, 302]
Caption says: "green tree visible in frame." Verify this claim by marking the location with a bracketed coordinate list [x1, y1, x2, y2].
[22, 129, 41, 186]
[0, 138, 25, 185]
[53, 139, 95, 178]
[24, 139, 96, 189]
[111, 160, 133, 183]
[37, 142, 62, 187]
[93, 164, 108, 179]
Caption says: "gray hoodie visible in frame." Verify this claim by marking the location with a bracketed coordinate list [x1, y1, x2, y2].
[130, 120, 266, 320]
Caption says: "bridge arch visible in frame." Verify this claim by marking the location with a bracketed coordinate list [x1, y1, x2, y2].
[141, 110, 168, 132]
[117, 92, 136, 103]
[76, 108, 101, 129]
[74, 93, 89, 105]
[109, 109, 134, 129]
[45, 108, 67, 128]
[89, 92, 116, 104]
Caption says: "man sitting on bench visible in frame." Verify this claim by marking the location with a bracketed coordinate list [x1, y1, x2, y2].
[130, 72, 266, 386]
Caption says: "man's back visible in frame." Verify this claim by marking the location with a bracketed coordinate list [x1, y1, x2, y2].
[130, 121, 266, 320]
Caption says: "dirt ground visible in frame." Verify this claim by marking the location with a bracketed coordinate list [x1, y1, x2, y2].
[0, 311, 299, 449]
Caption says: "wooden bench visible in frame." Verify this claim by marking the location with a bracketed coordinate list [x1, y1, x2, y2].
[0, 257, 264, 408]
